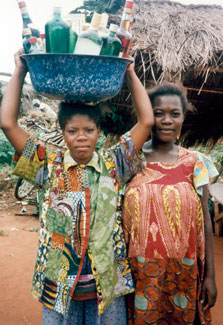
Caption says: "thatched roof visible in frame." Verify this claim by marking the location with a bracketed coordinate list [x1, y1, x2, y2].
[132, 0, 223, 80]
[108, 0, 223, 148]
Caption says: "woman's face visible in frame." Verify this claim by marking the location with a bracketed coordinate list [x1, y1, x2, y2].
[63, 114, 100, 165]
[152, 95, 184, 143]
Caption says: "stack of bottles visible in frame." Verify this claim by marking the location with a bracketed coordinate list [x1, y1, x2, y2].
[17, 0, 134, 57]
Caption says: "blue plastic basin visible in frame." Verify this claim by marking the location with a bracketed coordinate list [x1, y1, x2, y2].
[21, 53, 131, 102]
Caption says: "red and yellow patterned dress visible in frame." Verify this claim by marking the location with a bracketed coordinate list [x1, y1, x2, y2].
[123, 147, 218, 324]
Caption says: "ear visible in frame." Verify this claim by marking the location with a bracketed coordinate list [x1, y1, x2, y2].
[97, 128, 101, 137]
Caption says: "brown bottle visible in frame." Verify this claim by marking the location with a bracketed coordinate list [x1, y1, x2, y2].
[117, 0, 134, 57]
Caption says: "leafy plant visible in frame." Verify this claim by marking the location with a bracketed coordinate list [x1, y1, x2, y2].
[190, 143, 223, 173]
[71, 0, 125, 17]
[96, 131, 106, 150]
[0, 131, 15, 167]
[101, 105, 129, 136]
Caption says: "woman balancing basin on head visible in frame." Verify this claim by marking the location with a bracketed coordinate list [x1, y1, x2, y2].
[123, 82, 218, 324]
[0, 48, 154, 324]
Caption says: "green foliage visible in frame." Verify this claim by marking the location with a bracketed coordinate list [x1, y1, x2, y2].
[96, 131, 106, 150]
[190, 144, 223, 172]
[0, 131, 15, 167]
[72, 0, 125, 17]
[101, 105, 131, 136]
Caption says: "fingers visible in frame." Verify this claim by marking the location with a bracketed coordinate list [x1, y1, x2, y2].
[200, 285, 217, 310]
[14, 48, 25, 58]
[200, 286, 206, 307]
[207, 290, 217, 309]
[14, 48, 28, 71]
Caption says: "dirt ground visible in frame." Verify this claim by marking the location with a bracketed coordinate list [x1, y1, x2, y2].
[0, 189, 223, 325]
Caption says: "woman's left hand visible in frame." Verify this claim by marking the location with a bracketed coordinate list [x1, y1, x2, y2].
[125, 56, 135, 73]
[200, 275, 217, 310]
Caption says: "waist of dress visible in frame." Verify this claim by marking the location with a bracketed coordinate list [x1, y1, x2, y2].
[72, 274, 97, 301]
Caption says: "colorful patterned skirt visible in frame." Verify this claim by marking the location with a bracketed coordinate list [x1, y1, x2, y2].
[42, 296, 127, 325]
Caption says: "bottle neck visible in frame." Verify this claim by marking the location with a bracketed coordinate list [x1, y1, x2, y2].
[22, 13, 32, 24]
[19, 4, 32, 23]
[109, 30, 117, 37]
[120, 20, 131, 33]
[53, 12, 61, 20]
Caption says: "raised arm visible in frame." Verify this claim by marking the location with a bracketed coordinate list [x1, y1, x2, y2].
[0, 49, 29, 155]
[125, 61, 154, 152]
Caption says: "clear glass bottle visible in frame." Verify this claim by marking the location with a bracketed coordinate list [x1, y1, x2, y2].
[45, 6, 70, 53]
[17, 0, 40, 38]
[98, 13, 109, 37]
[22, 27, 32, 54]
[117, 0, 134, 58]
[74, 13, 103, 55]
[29, 37, 42, 54]
[39, 33, 46, 53]
[100, 24, 122, 56]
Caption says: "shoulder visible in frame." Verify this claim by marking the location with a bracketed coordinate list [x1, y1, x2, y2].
[178, 146, 198, 166]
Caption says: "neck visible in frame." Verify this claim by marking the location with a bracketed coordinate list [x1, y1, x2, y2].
[143, 138, 179, 163]
[143, 135, 176, 152]
[151, 137, 176, 152]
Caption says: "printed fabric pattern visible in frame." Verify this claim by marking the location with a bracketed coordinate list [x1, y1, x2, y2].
[123, 147, 218, 324]
[13, 132, 143, 317]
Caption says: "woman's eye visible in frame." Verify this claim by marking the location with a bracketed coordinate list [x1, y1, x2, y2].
[87, 129, 94, 133]
[68, 130, 76, 134]
[172, 112, 181, 117]
[154, 112, 163, 117]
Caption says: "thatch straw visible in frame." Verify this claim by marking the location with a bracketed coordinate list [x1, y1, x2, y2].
[131, 1, 223, 80]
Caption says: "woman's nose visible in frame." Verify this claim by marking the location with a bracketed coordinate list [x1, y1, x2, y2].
[162, 114, 172, 123]
[77, 131, 87, 139]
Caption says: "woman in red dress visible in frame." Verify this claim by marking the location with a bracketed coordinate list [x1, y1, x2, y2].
[123, 83, 218, 324]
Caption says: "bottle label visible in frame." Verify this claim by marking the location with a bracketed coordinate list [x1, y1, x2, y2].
[123, 8, 132, 14]
[75, 38, 102, 55]
[118, 35, 132, 57]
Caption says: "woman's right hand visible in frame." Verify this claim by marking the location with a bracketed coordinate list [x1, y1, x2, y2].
[14, 48, 28, 73]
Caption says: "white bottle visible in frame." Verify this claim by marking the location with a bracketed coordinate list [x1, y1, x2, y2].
[74, 13, 103, 55]
[98, 13, 109, 37]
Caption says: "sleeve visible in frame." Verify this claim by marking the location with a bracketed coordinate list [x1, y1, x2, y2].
[108, 131, 144, 186]
[12, 136, 48, 187]
[193, 152, 219, 196]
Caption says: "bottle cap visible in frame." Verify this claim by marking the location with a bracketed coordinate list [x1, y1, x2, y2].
[90, 13, 102, 30]
[53, 6, 61, 14]
[29, 37, 37, 44]
[100, 13, 109, 28]
[18, 1, 26, 8]
[125, 1, 134, 9]
[109, 24, 119, 33]
[22, 28, 31, 36]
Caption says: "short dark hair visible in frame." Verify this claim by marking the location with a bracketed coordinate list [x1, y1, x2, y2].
[58, 101, 103, 130]
[148, 82, 189, 114]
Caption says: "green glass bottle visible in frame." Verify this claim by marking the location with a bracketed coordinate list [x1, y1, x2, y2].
[67, 20, 78, 53]
[45, 6, 70, 53]
[100, 24, 122, 56]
